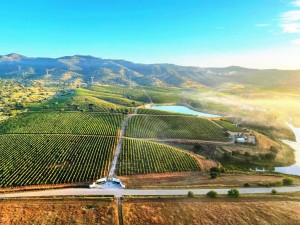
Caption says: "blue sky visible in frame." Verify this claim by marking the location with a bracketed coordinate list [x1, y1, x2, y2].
[1, 0, 300, 69]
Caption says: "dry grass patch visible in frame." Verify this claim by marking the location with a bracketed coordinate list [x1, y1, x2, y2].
[0, 198, 118, 225]
[123, 197, 300, 225]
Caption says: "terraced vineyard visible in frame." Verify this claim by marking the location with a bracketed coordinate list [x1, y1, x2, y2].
[126, 115, 227, 141]
[117, 139, 200, 175]
[0, 112, 125, 136]
[214, 120, 243, 132]
[0, 135, 117, 187]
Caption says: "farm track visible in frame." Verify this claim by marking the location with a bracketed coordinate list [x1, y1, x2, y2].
[108, 108, 139, 178]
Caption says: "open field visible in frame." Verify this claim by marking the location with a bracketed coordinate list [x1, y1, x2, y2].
[126, 115, 228, 141]
[118, 171, 300, 189]
[122, 195, 300, 225]
[0, 112, 125, 135]
[0, 135, 117, 187]
[0, 198, 118, 225]
[117, 139, 201, 175]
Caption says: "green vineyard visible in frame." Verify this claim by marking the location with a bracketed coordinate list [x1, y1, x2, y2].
[0, 135, 117, 187]
[137, 108, 182, 115]
[214, 120, 243, 132]
[0, 112, 125, 136]
[125, 115, 228, 141]
[117, 139, 201, 175]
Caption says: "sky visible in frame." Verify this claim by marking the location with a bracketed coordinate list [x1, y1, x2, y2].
[1, 0, 300, 69]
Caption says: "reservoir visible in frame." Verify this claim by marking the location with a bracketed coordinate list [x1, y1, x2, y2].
[151, 105, 221, 118]
[275, 124, 300, 176]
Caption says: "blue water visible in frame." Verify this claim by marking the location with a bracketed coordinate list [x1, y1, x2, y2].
[274, 125, 300, 176]
[253, 124, 300, 176]
[151, 105, 221, 118]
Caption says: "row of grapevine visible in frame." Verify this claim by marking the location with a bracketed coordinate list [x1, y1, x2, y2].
[125, 115, 228, 141]
[138, 108, 184, 115]
[0, 112, 125, 136]
[0, 134, 117, 187]
[117, 139, 201, 175]
[213, 120, 243, 132]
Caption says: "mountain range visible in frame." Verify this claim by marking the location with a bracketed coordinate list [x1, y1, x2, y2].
[1, 53, 300, 88]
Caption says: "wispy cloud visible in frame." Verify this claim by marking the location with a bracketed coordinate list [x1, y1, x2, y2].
[280, 23, 300, 33]
[256, 24, 270, 27]
[291, 0, 300, 7]
[281, 10, 300, 22]
[291, 38, 300, 45]
[279, 7, 300, 33]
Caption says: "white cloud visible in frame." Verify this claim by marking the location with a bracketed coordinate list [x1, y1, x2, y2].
[280, 23, 300, 33]
[292, 0, 300, 7]
[281, 10, 300, 22]
[256, 24, 270, 27]
[291, 38, 300, 45]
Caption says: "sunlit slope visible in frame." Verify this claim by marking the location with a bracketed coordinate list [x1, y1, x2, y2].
[0, 112, 125, 136]
[125, 115, 227, 141]
[117, 139, 201, 175]
[0, 135, 117, 187]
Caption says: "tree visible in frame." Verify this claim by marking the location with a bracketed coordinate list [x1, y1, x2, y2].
[210, 172, 218, 179]
[271, 189, 278, 195]
[228, 189, 240, 198]
[207, 191, 218, 198]
[188, 191, 195, 198]
[282, 178, 294, 186]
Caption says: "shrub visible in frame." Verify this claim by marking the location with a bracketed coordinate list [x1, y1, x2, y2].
[188, 191, 195, 198]
[271, 189, 278, 195]
[210, 167, 221, 173]
[207, 191, 218, 198]
[228, 189, 240, 198]
[244, 183, 250, 187]
[282, 178, 294, 186]
[210, 172, 218, 179]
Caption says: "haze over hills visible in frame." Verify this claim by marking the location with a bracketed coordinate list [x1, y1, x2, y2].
[0, 53, 300, 88]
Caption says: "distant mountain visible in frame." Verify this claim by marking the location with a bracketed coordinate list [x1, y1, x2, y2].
[0, 53, 300, 88]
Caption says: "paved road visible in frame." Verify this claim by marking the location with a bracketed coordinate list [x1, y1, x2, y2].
[1, 186, 300, 198]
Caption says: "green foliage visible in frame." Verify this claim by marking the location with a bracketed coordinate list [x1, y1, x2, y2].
[210, 172, 218, 179]
[282, 178, 294, 186]
[0, 112, 125, 136]
[117, 139, 201, 175]
[228, 189, 240, 198]
[271, 189, 278, 195]
[244, 183, 250, 187]
[0, 135, 117, 187]
[188, 191, 195, 198]
[126, 115, 227, 141]
[206, 191, 218, 198]
[214, 120, 243, 132]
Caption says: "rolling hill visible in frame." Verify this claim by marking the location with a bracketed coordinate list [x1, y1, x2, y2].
[1, 53, 300, 88]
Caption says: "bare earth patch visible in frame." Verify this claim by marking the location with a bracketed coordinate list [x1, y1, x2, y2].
[123, 197, 300, 225]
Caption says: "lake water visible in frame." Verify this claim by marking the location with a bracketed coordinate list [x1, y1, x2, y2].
[252, 124, 300, 176]
[274, 124, 300, 176]
[151, 105, 221, 118]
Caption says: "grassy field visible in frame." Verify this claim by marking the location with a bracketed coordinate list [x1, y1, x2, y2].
[0, 112, 125, 136]
[117, 139, 201, 175]
[0, 135, 117, 187]
[119, 171, 300, 189]
[123, 196, 300, 225]
[125, 115, 228, 141]
[0, 198, 118, 225]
